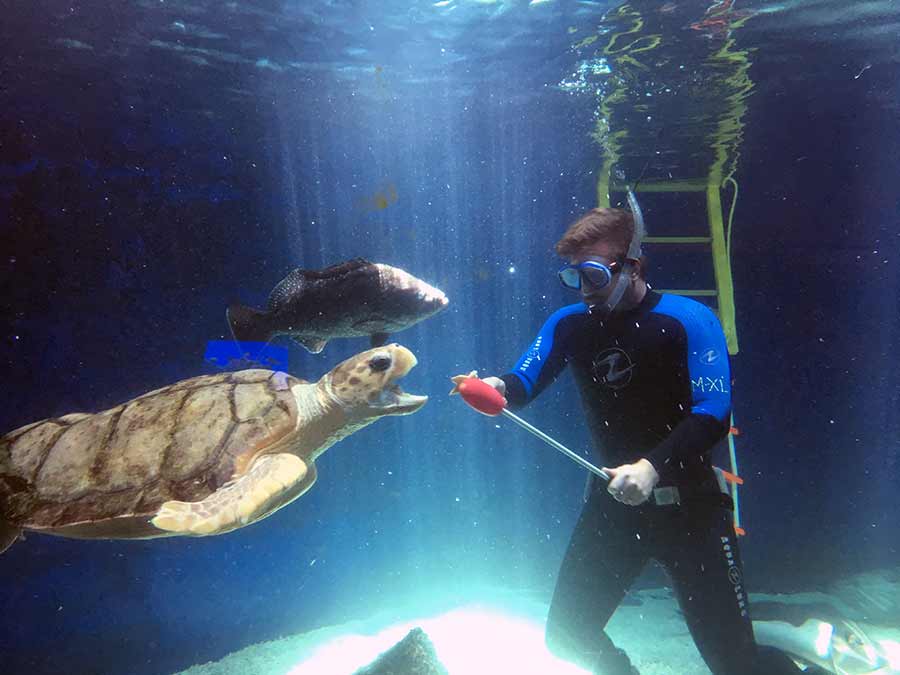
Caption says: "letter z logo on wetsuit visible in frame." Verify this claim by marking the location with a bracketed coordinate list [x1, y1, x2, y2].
[592, 348, 634, 390]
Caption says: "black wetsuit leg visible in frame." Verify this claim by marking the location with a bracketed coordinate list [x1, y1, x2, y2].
[545, 489, 650, 673]
[655, 501, 802, 675]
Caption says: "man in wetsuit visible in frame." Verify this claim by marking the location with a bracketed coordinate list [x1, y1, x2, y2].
[479, 206, 802, 674]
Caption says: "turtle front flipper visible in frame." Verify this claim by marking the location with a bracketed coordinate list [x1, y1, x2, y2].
[151, 453, 315, 536]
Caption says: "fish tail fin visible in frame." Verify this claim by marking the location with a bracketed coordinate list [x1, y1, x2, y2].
[226, 304, 272, 344]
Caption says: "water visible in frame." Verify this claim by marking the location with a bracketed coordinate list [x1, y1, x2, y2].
[1, 1, 898, 673]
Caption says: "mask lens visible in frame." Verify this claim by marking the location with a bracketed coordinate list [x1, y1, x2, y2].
[580, 263, 613, 289]
[559, 267, 582, 289]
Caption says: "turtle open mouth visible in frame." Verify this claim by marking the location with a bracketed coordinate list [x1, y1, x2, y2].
[378, 346, 428, 414]
[379, 381, 428, 414]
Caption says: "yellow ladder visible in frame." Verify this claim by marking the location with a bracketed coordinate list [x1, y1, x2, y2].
[599, 177, 745, 535]
[598, 178, 739, 356]
[587, 1, 752, 535]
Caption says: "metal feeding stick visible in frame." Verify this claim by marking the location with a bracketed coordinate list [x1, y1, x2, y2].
[451, 373, 610, 482]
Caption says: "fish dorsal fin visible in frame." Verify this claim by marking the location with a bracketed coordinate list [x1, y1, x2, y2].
[267, 269, 308, 310]
[266, 259, 373, 310]
[307, 258, 371, 280]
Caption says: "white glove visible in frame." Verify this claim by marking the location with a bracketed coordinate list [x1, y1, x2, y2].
[481, 376, 506, 396]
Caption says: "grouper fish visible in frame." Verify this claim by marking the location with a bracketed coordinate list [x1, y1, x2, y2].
[227, 258, 449, 353]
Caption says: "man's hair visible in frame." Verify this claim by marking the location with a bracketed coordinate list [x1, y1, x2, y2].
[555, 207, 637, 259]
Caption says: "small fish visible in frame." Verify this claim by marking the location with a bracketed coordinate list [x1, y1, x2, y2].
[355, 182, 398, 212]
[227, 258, 449, 353]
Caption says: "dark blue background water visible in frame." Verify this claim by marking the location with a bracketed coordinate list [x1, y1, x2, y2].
[1, 1, 898, 673]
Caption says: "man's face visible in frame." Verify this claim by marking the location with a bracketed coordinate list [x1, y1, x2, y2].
[569, 242, 630, 307]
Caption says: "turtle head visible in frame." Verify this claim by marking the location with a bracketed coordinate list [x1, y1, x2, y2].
[321, 344, 428, 418]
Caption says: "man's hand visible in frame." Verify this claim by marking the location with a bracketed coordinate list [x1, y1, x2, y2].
[603, 459, 659, 506]
[449, 371, 506, 396]
[481, 376, 506, 395]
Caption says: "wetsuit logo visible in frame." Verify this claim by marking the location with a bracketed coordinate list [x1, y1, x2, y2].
[519, 336, 543, 372]
[721, 536, 748, 618]
[592, 348, 635, 390]
[699, 348, 720, 365]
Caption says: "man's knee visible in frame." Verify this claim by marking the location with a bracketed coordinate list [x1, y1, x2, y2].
[545, 624, 636, 674]
[544, 620, 574, 661]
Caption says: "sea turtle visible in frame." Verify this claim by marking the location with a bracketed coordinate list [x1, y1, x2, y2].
[0, 343, 427, 554]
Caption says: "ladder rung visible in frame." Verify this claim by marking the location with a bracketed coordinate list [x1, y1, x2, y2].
[658, 289, 718, 297]
[610, 180, 707, 193]
[643, 236, 712, 244]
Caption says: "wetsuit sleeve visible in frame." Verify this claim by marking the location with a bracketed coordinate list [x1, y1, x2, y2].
[499, 305, 583, 408]
[645, 302, 732, 472]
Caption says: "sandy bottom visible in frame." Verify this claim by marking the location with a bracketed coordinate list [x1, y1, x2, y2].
[176, 587, 711, 675]
[173, 567, 900, 674]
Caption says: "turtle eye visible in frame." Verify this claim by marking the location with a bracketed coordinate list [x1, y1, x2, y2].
[369, 354, 392, 372]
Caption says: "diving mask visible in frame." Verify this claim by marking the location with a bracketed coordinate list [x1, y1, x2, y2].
[558, 259, 634, 291]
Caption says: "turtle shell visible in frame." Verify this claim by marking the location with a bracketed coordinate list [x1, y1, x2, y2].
[0, 369, 304, 535]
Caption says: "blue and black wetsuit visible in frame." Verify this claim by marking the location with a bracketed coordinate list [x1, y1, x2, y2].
[500, 290, 800, 675]
[501, 289, 731, 486]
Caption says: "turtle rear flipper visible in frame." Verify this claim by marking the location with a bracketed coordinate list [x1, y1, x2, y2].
[0, 521, 22, 554]
[151, 453, 316, 536]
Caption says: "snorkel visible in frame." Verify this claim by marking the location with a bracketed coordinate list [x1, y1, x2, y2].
[626, 186, 646, 250]
[592, 186, 646, 316]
